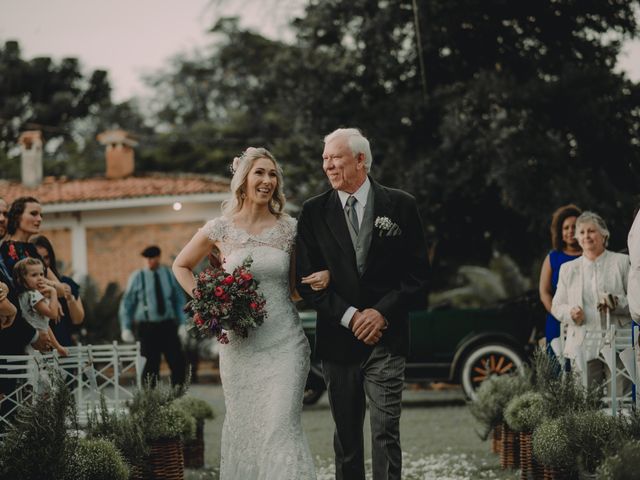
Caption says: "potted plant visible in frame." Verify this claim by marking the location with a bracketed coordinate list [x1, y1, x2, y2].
[569, 410, 617, 479]
[0, 375, 78, 480]
[533, 416, 576, 479]
[66, 437, 129, 480]
[504, 391, 546, 479]
[469, 372, 531, 466]
[172, 396, 215, 469]
[596, 439, 640, 480]
[85, 396, 148, 468]
[128, 382, 196, 480]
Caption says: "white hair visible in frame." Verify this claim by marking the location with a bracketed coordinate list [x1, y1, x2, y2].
[324, 128, 373, 172]
[576, 211, 610, 247]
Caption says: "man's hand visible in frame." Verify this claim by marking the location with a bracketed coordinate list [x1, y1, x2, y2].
[0, 282, 8, 302]
[351, 308, 386, 345]
[31, 330, 52, 352]
[121, 328, 135, 343]
[570, 306, 585, 326]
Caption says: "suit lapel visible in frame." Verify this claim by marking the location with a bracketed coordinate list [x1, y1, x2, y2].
[362, 178, 393, 276]
[324, 190, 358, 266]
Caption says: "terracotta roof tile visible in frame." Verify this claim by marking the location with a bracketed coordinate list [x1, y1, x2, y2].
[0, 174, 230, 205]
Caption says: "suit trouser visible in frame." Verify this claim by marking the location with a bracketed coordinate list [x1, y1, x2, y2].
[137, 320, 186, 386]
[322, 345, 405, 480]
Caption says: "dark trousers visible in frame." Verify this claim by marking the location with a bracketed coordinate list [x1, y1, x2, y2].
[137, 320, 186, 386]
[322, 345, 405, 480]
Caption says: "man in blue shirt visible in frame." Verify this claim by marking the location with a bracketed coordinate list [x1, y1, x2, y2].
[119, 245, 187, 386]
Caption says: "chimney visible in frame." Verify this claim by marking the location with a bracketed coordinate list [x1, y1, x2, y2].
[19, 130, 43, 187]
[96, 129, 138, 179]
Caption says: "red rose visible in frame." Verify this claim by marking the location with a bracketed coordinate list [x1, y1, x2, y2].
[214, 286, 225, 297]
[223, 275, 234, 285]
[241, 273, 253, 281]
[250, 302, 258, 310]
[194, 313, 204, 325]
[8, 244, 18, 260]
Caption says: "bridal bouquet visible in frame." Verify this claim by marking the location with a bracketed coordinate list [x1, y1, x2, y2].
[185, 256, 267, 344]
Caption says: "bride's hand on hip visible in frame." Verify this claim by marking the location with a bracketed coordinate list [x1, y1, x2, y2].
[301, 270, 330, 291]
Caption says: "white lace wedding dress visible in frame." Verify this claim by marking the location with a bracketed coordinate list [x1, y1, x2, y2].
[202, 214, 316, 480]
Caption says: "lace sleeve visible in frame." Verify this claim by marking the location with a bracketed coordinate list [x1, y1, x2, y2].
[282, 215, 298, 254]
[200, 217, 227, 242]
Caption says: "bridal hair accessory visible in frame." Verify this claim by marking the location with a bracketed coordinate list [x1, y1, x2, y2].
[230, 147, 261, 174]
[374, 216, 402, 237]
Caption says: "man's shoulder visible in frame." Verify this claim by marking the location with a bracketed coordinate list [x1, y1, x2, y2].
[302, 189, 334, 210]
[374, 182, 417, 207]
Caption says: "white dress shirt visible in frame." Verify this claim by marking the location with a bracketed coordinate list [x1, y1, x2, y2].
[337, 178, 371, 329]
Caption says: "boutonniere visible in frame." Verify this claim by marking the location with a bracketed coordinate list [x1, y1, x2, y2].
[374, 216, 402, 237]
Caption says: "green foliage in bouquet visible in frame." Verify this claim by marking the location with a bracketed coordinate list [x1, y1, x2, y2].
[86, 396, 148, 466]
[596, 440, 640, 480]
[568, 410, 618, 474]
[0, 376, 78, 480]
[504, 391, 546, 433]
[128, 381, 195, 442]
[66, 438, 129, 480]
[532, 416, 575, 471]
[172, 395, 215, 422]
[469, 372, 531, 439]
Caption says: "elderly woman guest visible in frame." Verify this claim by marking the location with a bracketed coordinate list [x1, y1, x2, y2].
[539, 204, 582, 353]
[31, 235, 84, 346]
[552, 211, 631, 389]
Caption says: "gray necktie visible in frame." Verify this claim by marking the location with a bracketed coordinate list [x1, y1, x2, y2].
[345, 196, 359, 235]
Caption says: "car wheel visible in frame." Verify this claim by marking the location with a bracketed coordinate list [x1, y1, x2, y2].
[460, 343, 524, 400]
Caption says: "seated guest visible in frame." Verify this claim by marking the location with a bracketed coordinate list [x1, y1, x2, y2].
[552, 211, 631, 392]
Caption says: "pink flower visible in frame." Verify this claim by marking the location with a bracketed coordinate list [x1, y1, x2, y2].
[194, 313, 204, 325]
[214, 286, 225, 297]
[250, 302, 258, 310]
[241, 273, 253, 281]
[223, 275, 234, 285]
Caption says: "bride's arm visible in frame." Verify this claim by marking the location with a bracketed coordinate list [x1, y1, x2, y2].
[290, 248, 330, 301]
[173, 230, 218, 298]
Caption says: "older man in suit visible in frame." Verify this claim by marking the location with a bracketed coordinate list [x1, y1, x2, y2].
[296, 128, 429, 480]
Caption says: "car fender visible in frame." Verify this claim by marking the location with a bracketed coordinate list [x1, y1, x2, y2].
[449, 331, 524, 380]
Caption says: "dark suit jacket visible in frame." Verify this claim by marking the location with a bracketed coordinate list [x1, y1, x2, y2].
[296, 177, 429, 363]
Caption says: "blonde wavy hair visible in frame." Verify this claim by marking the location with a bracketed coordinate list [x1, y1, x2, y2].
[221, 147, 286, 217]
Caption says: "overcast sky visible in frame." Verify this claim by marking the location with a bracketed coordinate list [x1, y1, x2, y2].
[0, 0, 638, 102]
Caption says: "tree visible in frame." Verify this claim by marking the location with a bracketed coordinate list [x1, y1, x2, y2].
[145, 1, 640, 282]
[0, 40, 117, 179]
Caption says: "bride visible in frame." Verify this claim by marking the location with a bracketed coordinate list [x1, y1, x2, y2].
[173, 147, 327, 479]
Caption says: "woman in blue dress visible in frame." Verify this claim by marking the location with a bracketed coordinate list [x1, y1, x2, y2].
[538, 204, 582, 354]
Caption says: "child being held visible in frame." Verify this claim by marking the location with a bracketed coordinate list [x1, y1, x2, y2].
[13, 257, 68, 356]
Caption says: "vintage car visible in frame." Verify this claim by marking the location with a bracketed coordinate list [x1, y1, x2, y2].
[301, 290, 543, 404]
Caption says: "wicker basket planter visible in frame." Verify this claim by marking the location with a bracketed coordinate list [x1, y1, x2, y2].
[542, 465, 572, 480]
[491, 424, 503, 454]
[183, 420, 205, 469]
[499, 423, 520, 470]
[131, 438, 184, 480]
[519, 431, 543, 480]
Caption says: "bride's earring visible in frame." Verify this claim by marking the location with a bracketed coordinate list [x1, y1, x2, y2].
[240, 191, 246, 199]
